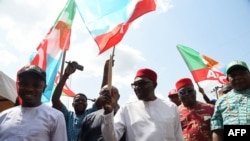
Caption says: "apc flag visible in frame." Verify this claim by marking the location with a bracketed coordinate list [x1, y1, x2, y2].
[75, 0, 156, 54]
[177, 44, 228, 99]
[30, 0, 76, 102]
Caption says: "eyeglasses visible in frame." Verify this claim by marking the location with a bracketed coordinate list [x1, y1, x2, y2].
[131, 80, 151, 88]
[178, 89, 195, 96]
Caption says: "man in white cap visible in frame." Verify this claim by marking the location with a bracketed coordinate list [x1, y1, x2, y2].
[211, 60, 250, 141]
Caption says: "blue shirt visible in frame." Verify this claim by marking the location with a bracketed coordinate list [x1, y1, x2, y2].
[211, 89, 250, 130]
[61, 104, 98, 141]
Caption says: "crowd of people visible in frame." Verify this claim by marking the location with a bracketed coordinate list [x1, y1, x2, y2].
[0, 59, 249, 141]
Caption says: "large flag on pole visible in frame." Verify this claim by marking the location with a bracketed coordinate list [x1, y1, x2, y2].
[177, 44, 228, 99]
[29, 0, 76, 102]
[75, 0, 156, 54]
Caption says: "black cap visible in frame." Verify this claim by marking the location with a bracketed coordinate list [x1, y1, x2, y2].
[18, 65, 46, 81]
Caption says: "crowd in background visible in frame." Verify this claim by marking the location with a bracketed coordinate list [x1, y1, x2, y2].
[0, 59, 249, 141]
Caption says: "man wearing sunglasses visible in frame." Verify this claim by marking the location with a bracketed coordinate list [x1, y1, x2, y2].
[101, 68, 184, 141]
[176, 78, 214, 141]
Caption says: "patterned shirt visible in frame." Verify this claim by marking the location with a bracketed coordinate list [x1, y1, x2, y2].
[178, 101, 214, 141]
[61, 104, 98, 141]
[211, 89, 250, 130]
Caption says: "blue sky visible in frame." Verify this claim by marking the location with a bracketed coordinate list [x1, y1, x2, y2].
[1, 0, 250, 109]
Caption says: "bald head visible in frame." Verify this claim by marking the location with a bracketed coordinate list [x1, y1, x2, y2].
[100, 85, 120, 101]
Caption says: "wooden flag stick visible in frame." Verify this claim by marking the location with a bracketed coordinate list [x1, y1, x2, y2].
[108, 47, 115, 93]
[60, 50, 67, 79]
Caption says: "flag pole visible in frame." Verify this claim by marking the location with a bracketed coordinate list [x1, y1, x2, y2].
[104, 46, 115, 110]
[108, 46, 115, 93]
[59, 31, 71, 80]
[60, 50, 67, 79]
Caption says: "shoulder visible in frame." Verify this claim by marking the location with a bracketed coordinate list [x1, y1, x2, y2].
[85, 109, 103, 118]
[156, 98, 177, 107]
[123, 98, 177, 111]
[196, 101, 214, 110]
[123, 99, 141, 107]
[216, 90, 237, 105]
[40, 104, 65, 117]
[197, 101, 214, 106]
[125, 98, 175, 106]
[0, 106, 20, 117]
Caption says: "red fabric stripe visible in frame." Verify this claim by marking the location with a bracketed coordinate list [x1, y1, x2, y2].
[191, 68, 228, 84]
[96, 0, 156, 54]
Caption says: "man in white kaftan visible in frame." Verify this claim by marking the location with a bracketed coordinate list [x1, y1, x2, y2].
[101, 68, 184, 141]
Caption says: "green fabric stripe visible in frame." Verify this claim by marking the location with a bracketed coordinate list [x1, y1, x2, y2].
[177, 44, 206, 71]
[53, 0, 76, 28]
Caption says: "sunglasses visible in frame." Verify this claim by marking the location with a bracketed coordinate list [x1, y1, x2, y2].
[131, 80, 152, 88]
[178, 89, 195, 96]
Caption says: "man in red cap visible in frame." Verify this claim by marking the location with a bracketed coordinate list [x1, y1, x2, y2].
[176, 77, 214, 141]
[168, 89, 181, 106]
[101, 68, 184, 141]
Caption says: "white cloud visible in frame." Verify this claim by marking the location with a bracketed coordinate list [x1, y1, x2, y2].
[0, 0, 161, 108]
[156, 0, 174, 13]
[0, 50, 18, 67]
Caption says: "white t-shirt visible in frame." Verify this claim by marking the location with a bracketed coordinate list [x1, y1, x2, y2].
[0, 104, 67, 141]
[102, 98, 184, 141]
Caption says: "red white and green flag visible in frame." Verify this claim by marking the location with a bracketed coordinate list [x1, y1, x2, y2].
[177, 44, 228, 99]
[28, 0, 76, 102]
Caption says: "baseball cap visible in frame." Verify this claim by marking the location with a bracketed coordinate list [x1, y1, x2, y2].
[226, 60, 249, 74]
[18, 65, 46, 81]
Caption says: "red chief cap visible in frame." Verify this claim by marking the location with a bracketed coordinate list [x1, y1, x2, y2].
[175, 78, 193, 90]
[168, 89, 178, 97]
[135, 68, 157, 83]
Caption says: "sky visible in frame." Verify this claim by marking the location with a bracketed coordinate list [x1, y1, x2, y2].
[1, 0, 250, 110]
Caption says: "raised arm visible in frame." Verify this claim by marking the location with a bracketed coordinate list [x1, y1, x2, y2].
[52, 61, 76, 109]
[197, 84, 211, 104]
[90, 59, 114, 109]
